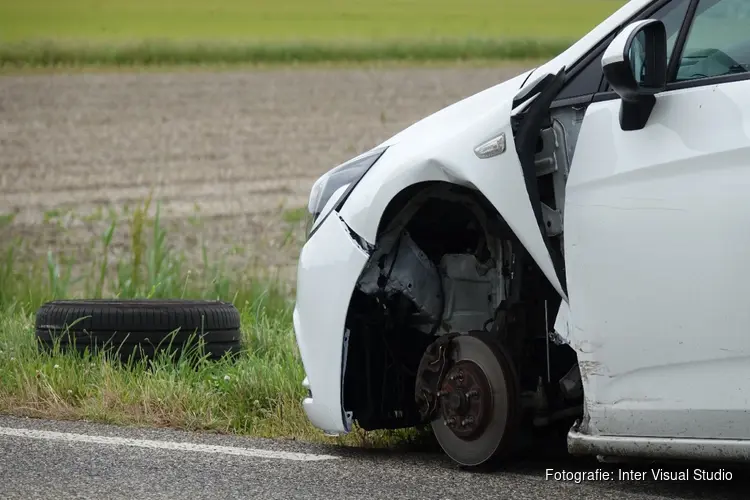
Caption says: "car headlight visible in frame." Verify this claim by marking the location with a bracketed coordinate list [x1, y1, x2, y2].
[306, 146, 388, 236]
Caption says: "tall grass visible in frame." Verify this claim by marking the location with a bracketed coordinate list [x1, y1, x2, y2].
[0, 195, 290, 313]
[0, 197, 422, 447]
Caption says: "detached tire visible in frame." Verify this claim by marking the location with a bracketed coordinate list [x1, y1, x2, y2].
[35, 300, 242, 362]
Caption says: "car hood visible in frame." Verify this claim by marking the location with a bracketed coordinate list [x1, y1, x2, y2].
[377, 68, 535, 150]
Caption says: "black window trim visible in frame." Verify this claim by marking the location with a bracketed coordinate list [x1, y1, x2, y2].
[550, 0, 677, 106]
[594, 69, 750, 103]
[550, 94, 597, 109]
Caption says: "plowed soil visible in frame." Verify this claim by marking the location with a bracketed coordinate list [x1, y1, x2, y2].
[0, 65, 531, 282]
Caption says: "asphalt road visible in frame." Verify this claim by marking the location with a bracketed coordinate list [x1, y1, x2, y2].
[0, 416, 746, 500]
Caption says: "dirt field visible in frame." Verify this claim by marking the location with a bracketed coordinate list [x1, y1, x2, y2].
[0, 65, 531, 282]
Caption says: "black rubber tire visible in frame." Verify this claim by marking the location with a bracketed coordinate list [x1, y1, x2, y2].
[431, 331, 522, 468]
[35, 299, 242, 363]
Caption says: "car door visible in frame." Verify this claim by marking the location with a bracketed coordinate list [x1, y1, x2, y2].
[564, 0, 750, 439]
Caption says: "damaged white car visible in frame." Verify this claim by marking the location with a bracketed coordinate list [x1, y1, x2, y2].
[293, 0, 750, 467]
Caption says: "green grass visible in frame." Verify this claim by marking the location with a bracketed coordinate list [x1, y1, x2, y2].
[0, 197, 426, 448]
[0, 0, 627, 66]
[0, 0, 623, 41]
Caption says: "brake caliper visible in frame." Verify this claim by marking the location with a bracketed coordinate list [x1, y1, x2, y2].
[414, 333, 459, 422]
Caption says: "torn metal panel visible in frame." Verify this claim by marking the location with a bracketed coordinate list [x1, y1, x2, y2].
[357, 231, 443, 322]
[559, 363, 583, 400]
[552, 299, 572, 345]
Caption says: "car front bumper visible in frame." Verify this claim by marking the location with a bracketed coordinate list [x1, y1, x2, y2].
[293, 211, 370, 435]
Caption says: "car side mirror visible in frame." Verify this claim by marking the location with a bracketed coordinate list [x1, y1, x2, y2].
[602, 19, 667, 131]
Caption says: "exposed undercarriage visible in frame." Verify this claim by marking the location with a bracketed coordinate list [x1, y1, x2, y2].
[342, 90, 589, 465]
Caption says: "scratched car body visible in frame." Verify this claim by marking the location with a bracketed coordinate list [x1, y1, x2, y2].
[293, 0, 750, 467]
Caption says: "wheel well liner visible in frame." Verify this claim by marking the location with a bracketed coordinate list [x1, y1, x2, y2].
[377, 181, 512, 241]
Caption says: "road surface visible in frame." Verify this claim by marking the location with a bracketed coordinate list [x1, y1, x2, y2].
[0, 416, 746, 499]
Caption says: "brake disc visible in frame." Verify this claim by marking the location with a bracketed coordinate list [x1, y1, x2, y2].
[415, 331, 521, 467]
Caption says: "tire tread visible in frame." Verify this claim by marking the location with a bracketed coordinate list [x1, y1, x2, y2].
[34, 299, 242, 362]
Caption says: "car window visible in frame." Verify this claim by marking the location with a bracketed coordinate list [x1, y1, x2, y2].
[556, 50, 607, 100]
[674, 0, 750, 81]
[599, 0, 690, 93]
[659, 0, 693, 65]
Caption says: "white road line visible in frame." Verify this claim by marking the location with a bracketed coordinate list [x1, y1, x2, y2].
[0, 426, 339, 462]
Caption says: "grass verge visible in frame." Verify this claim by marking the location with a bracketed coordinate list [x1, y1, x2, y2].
[0, 196, 426, 448]
[0, 38, 574, 68]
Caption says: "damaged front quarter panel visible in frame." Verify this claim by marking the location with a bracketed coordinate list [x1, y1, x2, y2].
[337, 69, 567, 302]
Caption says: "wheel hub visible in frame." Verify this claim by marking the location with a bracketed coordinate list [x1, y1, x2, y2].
[438, 360, 492, 439]
[415, 332, 520, 467]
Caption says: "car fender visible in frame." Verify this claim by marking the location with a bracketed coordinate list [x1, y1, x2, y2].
[338, 73, 566, 299]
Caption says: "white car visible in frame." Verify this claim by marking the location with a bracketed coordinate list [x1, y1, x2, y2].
[293, 0, 750, 467]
